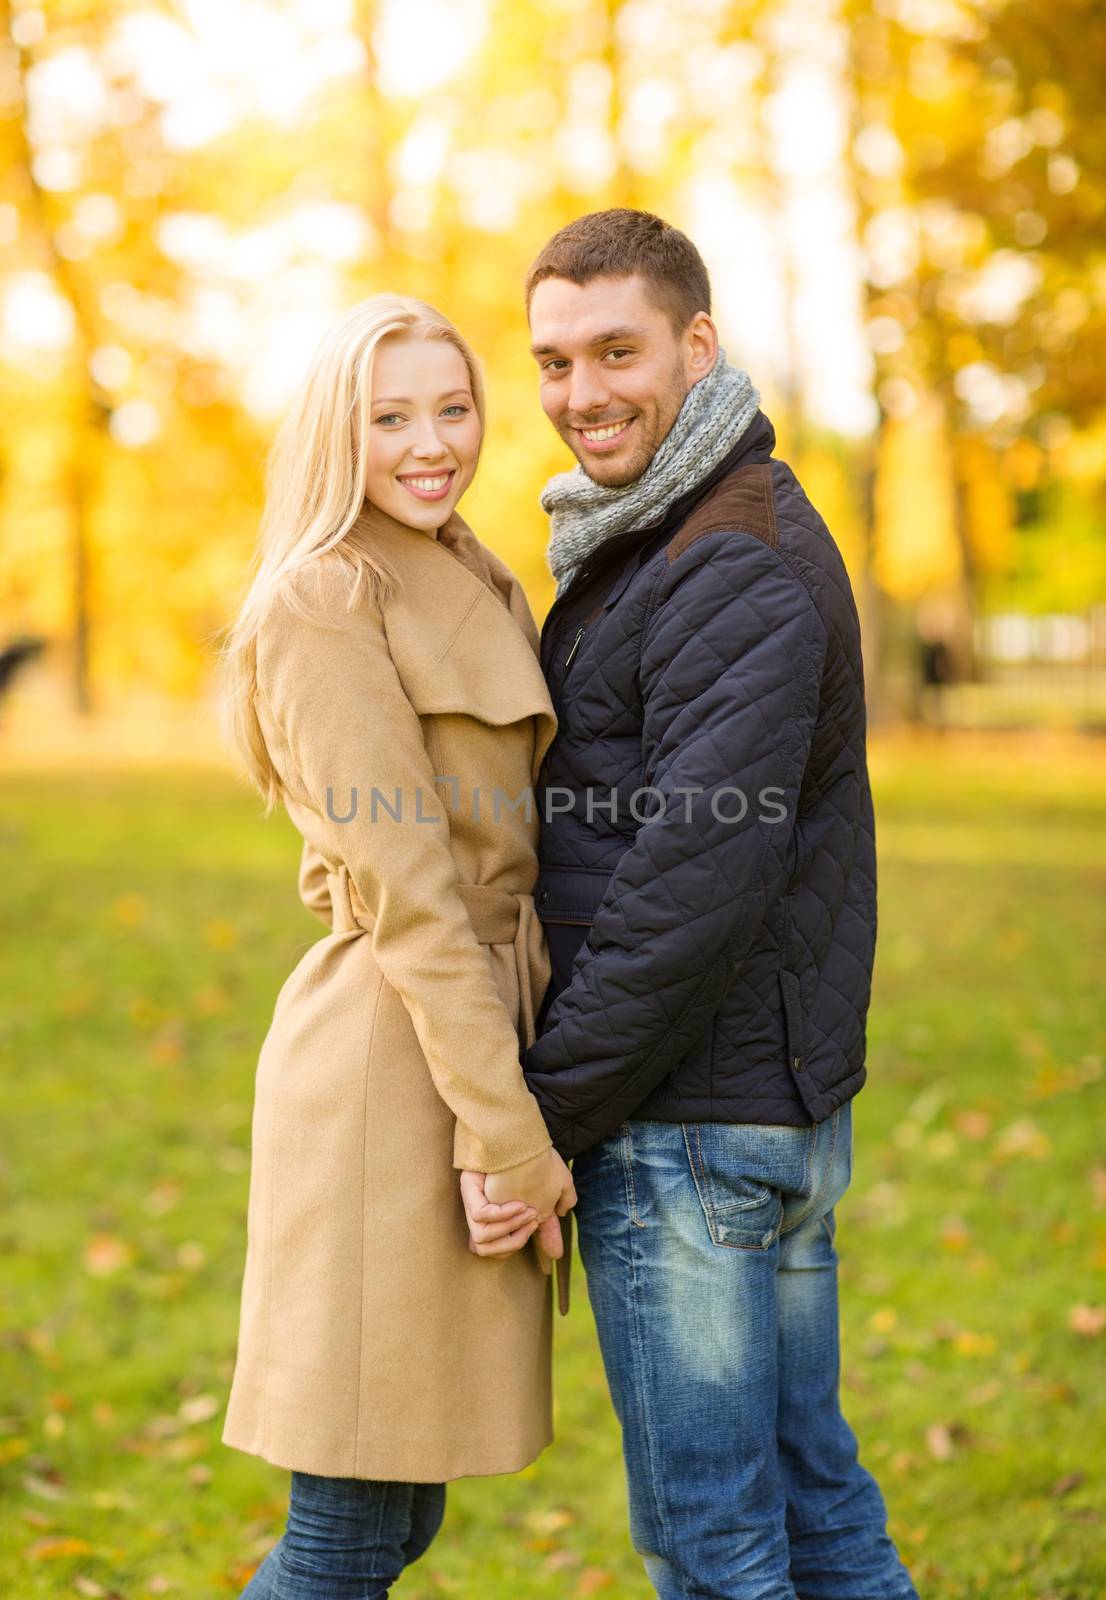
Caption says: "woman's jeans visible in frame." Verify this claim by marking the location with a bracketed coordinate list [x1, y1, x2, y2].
[240, 1472, 446, 1599]
[573, 1100, 920, 1600]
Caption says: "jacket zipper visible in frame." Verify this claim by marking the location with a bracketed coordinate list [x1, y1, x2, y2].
[564, 626, 586, 667]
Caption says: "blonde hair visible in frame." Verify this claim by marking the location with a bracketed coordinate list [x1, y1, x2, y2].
[217, 294, 486, 811]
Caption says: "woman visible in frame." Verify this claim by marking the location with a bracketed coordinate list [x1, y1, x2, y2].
[218, 294, 576, 1598]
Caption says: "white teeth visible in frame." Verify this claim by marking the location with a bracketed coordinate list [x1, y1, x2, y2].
[403, 475, 449, 490]
[582, 422, 629, 441]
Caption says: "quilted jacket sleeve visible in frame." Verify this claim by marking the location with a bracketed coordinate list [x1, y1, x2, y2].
[524, 532, 827, 1158]
[256, 572, 553, 1175]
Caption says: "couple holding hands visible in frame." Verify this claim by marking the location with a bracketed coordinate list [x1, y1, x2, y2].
[219, 208, 919, 1600]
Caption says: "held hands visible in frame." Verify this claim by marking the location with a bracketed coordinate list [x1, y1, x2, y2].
[460, 1147, 576, 1265]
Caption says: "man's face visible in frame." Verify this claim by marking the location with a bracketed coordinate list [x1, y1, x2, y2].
[528, 274, 717, 487]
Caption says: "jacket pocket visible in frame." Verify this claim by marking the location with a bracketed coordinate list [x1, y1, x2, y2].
[779, 967, 806, 1076]
[535, 863, 614, 926]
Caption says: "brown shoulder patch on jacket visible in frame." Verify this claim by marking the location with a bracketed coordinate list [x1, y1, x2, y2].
[666, 460, 777, 562]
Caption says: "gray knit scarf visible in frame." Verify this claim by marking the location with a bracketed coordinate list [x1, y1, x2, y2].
[542, 353, 761, 595]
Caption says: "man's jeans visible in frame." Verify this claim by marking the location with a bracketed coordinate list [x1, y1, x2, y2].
[239, 1472, 445, 1599]
[572, 1101, 919, 1600]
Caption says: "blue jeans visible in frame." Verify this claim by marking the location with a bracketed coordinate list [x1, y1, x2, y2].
[572, 1101, 919, 1600]
[240, 1471, 446, 1599]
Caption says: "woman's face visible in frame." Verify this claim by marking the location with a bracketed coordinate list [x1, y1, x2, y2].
[363, 334, 482, 534]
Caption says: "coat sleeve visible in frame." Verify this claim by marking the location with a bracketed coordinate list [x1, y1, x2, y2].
[297, 838, 334, 927]
[256, 574, 553, 1174]
[523, 533, 827, 1159]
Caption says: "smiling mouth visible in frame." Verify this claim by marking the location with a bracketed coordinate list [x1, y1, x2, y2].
[396, 470, 456, 501]
[575, 418, 635, 451]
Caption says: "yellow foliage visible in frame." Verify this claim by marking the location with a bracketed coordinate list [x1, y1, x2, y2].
[958, 437, 1014, 576]
[797, 444, 866, 586]
[873, 394, 962, 601]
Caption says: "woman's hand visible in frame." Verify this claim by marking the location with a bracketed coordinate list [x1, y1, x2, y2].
[457, 1176, 540, 1259]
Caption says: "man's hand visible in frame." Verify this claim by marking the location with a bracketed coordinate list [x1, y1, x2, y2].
[485, 1147, 575, 1216]
[460, 1150, 576, 1263]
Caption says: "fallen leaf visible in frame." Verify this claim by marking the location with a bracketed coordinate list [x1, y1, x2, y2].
[925, 1423, 954, 1461]
[1068, 1304, 1106, 1338]
[25, 1536, 93, 1559]
[953, 1108, 992, 1141]
[150, 1020, 186, 1064]
[925, 1421, 970, 1461]
[1051, 1471, 1085, 1498]
[164, 1436, 205, 1461]
[83, 1235, 135, 1277]
[23, 1471, 68, 1501]
[1030, 1062, 1087, 1099]
[993, 1118, 1051, 1160]
[940, 1217, 971, 1251]
[544, 1550, 582, 1573]
[178, 1394, 219, 1426]
[576, 1570, 613, 1596]
[953, 1329, 996, 1356]
[967, 1379, 1002, 1405]
[525, 1508, 574, 1534]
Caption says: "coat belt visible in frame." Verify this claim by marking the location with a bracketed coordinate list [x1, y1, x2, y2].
[323, 862, 572, 1313]
[324, 866, 541, 1049]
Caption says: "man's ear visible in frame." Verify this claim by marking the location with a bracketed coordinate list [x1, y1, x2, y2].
[685, 312, 719, 381]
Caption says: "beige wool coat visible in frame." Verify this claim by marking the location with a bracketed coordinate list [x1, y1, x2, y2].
[221, 500, 563, 1482]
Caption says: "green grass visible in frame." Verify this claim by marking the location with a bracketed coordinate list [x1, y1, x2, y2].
[1, 734, 1104, 1598]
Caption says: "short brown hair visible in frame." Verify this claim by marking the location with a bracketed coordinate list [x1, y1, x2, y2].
[525, 209, 712, 332]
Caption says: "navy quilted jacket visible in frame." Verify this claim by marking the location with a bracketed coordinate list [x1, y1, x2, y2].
[522, 410, 876, 1160]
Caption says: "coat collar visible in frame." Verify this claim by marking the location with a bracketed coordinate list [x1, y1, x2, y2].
[347, 501, 557, 783]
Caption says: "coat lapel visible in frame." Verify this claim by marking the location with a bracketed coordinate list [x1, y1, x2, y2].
[350, 504, 557, 785]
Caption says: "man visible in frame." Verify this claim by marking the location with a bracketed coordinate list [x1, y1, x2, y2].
[465, 209, 918, 1600]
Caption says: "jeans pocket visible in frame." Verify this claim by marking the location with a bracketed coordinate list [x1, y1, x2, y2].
[682, 1122, 814, 1250]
